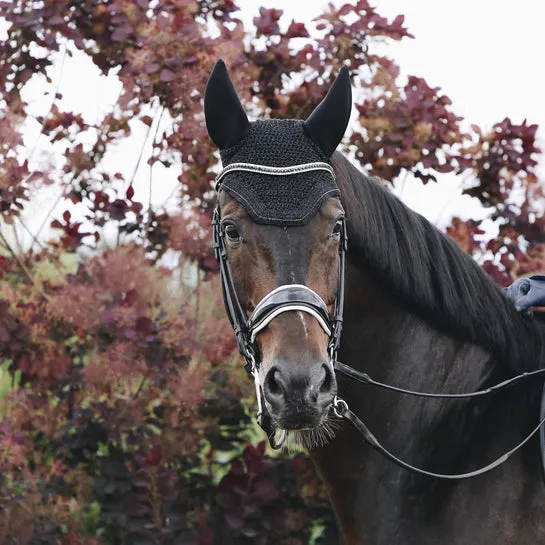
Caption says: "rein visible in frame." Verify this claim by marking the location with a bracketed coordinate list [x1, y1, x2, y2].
[334, 399, 545, 480]
[212, 160, 545, 479]
[334, 360, 545, 399]
[333, 361, 545, 479]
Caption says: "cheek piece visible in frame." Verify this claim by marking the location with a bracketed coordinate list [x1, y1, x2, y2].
[212, 162, 347, 449]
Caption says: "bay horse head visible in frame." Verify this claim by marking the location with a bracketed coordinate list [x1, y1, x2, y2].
[205, 60, 352, 447]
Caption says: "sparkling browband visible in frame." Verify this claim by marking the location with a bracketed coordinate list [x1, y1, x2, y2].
[215, 161, 335, 189]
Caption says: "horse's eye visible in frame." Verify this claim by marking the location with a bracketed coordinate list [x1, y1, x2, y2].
[223, 222, 241, 242]
[331, 219, 343, 240]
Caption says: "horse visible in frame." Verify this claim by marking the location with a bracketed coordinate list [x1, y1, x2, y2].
[204, 59, 545, 544]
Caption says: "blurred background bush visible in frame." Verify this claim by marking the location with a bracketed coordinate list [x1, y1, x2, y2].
[0, 1, 543, 543]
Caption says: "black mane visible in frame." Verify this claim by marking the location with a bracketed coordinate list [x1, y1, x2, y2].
[332, 152, 545, 373]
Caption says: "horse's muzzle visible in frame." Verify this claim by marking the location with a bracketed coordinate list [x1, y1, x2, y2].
[262, 361, 337, 429]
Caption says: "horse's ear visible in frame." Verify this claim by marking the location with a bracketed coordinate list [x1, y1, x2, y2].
[303, 67, 352, 157]
[205, 59, 250, 150]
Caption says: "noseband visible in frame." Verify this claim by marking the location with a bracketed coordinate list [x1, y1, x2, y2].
[212, 161, 545, 480]
[212, 161, 346, 448]
[248, 284, 333, 343]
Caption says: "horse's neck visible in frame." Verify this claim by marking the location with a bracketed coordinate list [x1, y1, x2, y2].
[311, 258, 544, 545]
[338, 259, 501, 471]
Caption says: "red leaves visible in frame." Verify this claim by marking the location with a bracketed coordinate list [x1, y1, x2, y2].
[253, 7, 283, 36]
[286, 21, 310, 39]
[143, 62, 159, 74]
[182, 55, 198, 66]
[461, 118, 540, 211]
[135, 315, 153, 336]
[216, 441, 280, 537]
[446, 218, 485, 255]
[143, 444, 162, 465]
[51, 210, 94, 251]
[210, 440, 330, 541]
[353, 74, 462, 182]
[0, 300, 29, 361]
[0, 113, 32, 219]
[169, 209, 214, 264]
[316, 0, 414, 44]
[40, 105, 88, 142]
[457, 119, 542, 274]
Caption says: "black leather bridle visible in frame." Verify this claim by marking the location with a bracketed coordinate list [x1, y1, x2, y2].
[212, 161, 346, 449]
[212, 161, 545, 479]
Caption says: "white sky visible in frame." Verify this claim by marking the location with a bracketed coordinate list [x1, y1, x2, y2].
[10, 0, 545, 248]
[372, 0, 545, 226]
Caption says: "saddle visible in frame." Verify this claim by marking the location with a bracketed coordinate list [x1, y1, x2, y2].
[504, 274, 545, 483]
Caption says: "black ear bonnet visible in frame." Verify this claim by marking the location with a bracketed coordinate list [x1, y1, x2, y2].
[205, 61, 352, 226]
[217, 119, 339, 226]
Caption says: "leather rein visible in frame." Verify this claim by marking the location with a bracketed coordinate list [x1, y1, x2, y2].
[213, 161, 545, 480]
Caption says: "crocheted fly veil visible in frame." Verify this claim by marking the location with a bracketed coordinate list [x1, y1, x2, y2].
[216, 120, 338, 226]
[205, 61, 352, 225]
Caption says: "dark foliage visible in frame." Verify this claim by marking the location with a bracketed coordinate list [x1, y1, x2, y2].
[0, 1, 542, 543]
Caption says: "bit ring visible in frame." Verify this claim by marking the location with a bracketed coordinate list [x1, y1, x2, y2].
[333, 396, 349, 418]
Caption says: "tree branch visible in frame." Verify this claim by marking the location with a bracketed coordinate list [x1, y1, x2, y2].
[145, 106, 165, 240]
[0, 227, 49, 300]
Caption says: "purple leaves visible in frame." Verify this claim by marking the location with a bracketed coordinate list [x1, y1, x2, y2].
[160, 68, 175, 82]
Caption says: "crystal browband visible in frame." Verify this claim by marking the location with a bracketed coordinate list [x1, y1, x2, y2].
[215, 161, 335, 189]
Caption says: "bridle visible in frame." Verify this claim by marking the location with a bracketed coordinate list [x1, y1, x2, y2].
[212, 161, 346, 449]
[212, 161, 545, 479]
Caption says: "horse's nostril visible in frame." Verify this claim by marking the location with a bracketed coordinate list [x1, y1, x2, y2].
[319, 363, 334, 394]
[265, 367, 285, 398]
